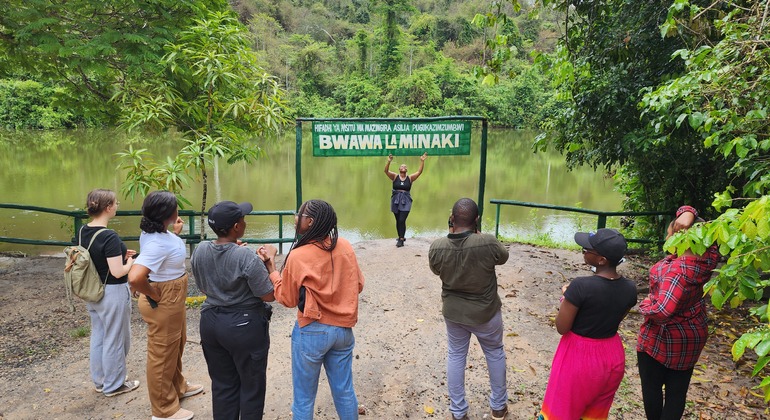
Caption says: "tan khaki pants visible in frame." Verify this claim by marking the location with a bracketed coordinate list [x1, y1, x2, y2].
[138, 274, 189, 417]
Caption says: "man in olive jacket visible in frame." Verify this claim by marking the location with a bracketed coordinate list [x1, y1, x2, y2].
[428, 198, 510, 420]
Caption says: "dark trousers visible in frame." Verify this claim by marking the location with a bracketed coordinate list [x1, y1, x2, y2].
[394, 210, 409, 239]
[201, 306, 271, 420]
[637, 351, 694, 420]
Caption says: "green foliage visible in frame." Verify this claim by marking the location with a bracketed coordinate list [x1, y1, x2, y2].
[115, 11, 290, 237]
[1, 0, 561, 128]
[0, 0, 229, 123]
[375, 0, 415, 81]
[332, 77, 384, 116]
[385, 68, 443, 109]
[0, 80, 74, 129]
[641, 1, 770, 201]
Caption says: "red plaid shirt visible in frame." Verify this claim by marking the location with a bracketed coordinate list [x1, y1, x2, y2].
[636, 245, 720, 370]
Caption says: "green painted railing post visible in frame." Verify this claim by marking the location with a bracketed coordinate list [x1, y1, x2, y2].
[495, 203, 501, 238]
[478, 119, 488, 231]
[279, 214, 284, 254]
[188, 214, 196, 254]
[74, 216, 83, 237]
[296, 120, 303, 211]
[596, 214, 607, 230]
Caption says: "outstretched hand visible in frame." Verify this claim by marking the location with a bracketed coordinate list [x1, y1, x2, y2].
[387, 154, 394, 162]
[420, 152, 427, 161]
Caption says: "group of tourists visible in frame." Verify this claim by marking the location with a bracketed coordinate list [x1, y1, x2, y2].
[79, 166, 717, 420]
[78, 189, 363, 420]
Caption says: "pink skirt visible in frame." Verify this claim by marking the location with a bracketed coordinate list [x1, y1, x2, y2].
[539, 331, 625, 420]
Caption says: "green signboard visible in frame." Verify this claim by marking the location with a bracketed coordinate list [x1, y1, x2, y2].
[311, 119, 472, 157]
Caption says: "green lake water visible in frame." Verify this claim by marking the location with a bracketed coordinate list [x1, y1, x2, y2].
[0, 128, 622, 254]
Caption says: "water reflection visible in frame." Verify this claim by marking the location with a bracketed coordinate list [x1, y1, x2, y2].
[0, 128, 622, 254]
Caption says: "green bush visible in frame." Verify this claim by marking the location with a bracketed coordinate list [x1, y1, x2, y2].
[0, 80, 74, 129]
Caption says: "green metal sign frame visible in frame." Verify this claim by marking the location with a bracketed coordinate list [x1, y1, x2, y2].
[295, 116, 489, 226]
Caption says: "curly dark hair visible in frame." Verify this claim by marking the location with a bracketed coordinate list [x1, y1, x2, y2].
[281, 199, 338, 271]
[139, 191, 178, 234]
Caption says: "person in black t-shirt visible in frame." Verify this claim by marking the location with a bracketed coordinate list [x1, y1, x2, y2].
[384, 152, 427, 247]
[77, 189, 140, 397]
[538, 229, 637, 420]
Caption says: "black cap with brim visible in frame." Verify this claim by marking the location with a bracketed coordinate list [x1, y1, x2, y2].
[574, 228, 627, 265]
[207, 201, 253, 231]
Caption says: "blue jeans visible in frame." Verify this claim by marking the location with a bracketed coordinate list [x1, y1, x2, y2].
[445, 310, 508, 419]
[87, 283, 131, 394]
[291, 321, 358, 420]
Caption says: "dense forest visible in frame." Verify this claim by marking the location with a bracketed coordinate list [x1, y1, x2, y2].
[0, 0, 561, 129]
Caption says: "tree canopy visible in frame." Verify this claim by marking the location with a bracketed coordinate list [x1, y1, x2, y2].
[0, 0, 230, 122]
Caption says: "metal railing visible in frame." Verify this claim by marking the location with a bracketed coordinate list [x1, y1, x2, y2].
[0, 204, 296, 254]
[489, 199, 671, 245]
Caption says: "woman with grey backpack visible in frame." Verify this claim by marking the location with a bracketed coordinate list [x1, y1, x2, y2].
[76, 189, 140, 397]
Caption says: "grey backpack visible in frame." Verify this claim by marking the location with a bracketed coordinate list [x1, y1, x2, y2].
[63, 228, 109, 309]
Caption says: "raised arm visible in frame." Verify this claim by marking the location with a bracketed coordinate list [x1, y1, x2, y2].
[672, 205, 698, 233]
[384, 154, 396, 181]
[409, 152, 427, 182]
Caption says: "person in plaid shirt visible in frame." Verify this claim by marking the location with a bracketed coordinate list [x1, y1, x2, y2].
[636, 205, 721, 419]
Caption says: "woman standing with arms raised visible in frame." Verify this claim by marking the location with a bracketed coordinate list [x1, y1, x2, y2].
[128, 191, 202, 420]
[262, 199, 365, 420]
[384, 152, 427, 247]
[78, 189, 140, 397]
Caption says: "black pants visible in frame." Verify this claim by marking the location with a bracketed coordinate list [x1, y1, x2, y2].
[394, 210, 409, 239]
[637, 351, 694, 420]
[201, 306, 271, 420]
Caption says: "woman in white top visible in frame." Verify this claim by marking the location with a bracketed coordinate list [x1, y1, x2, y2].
[128, 191, 202, 420]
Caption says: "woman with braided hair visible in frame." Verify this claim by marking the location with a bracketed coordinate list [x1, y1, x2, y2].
[262, 199, 365, 420]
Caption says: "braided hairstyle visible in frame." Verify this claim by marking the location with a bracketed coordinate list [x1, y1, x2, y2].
[139, 191, 178, 234]
[282, 199, 338, 271]
[85, 189, 116, 217]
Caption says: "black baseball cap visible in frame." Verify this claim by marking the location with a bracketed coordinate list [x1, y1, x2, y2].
[574, 228, 627, 265]
[207, 201, 253, 231]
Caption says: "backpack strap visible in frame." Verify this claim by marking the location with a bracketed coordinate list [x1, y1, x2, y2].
[84, 228, 111, 285]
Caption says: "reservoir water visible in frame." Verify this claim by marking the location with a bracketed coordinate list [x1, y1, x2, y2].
[0, 128, 622, 254]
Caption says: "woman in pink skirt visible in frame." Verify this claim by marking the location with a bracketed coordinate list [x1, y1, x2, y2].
[538, 229, 638, 419]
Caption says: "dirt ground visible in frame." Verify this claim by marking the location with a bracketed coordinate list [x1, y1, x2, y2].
[0, 238, 768, 420]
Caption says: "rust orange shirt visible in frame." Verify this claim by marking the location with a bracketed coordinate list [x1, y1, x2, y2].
[269, 237, 364, 328]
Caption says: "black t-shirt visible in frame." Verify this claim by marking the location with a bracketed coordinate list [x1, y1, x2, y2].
[393, 175, 412, 191]
[72, 225, 128, 285]
[563, 274, 638, 338]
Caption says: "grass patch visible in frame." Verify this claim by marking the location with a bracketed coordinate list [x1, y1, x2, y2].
[69, 326, 89, 338]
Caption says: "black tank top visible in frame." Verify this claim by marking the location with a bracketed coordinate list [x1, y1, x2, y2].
[393, 175, 412, 192]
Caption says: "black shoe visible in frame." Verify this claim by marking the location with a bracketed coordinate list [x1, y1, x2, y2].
[396, 239, 404, 247]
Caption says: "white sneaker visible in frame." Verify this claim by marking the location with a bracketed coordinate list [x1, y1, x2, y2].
[181, 382, 203, 398]
[151, 408, 194, 420]
[103, 380, 140, 397]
